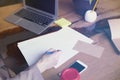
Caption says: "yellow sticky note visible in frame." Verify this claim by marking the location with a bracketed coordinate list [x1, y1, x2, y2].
[54, 18, 71, 28]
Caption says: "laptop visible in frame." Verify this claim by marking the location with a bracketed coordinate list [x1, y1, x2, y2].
[6, 0, 58, 34]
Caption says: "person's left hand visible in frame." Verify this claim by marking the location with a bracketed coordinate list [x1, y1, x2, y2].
[37, 48, 62, 73]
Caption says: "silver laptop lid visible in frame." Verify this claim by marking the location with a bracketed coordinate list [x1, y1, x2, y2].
[23, 0, 58, 17]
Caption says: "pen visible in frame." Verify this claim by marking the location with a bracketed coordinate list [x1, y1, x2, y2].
[46, 50, 61, 54]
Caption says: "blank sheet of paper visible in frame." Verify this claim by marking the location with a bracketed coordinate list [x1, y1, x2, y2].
[108, 18, 120, 39]
[108, 18, 120, 51]
[18, 27, 93, 68]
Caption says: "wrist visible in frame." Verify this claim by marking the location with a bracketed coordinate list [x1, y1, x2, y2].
[37, 62, 46, 73]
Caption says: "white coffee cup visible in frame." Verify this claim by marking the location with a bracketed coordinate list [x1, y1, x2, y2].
[84, 10, 97, 23]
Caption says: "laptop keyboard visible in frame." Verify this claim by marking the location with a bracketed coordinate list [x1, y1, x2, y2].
[15, 9, 53, 26]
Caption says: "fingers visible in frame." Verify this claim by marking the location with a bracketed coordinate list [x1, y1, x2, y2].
[45, 48, 57, 54]
[52, 50, 62, 58]
[41, 48, 62, 61]
[37, 48, 62, 72]
[43, 48, 62, 63]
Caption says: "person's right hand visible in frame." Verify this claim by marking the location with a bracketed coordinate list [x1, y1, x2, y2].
[37, 48, 62, 73]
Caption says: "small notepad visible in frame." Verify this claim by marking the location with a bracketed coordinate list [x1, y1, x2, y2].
[54, 18, 71, 28]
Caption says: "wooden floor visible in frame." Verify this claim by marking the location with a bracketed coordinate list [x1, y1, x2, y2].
[0, 0, 120, 79]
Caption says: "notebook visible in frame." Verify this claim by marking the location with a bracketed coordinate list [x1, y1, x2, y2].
[5, 0, 58, 34]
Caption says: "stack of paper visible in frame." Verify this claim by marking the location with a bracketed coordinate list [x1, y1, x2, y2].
[17, 27, 93, 68]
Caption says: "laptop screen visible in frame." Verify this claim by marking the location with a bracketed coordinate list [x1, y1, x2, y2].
[26, 0, 56, 15]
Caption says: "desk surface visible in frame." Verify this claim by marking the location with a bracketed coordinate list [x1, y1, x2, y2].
[0, 4, 24, 38]
[0, 0, 77, 38]
[0, 0, 120, 80]
[42, 33, 120, 80]
[0, 0, 120, 38]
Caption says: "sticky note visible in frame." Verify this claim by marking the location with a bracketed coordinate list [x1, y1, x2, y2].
[54, 18, 71, 28]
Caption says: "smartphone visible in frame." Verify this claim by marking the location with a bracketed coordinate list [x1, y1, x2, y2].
[69, 60, 88, 74]
[58, 60, 87, 76]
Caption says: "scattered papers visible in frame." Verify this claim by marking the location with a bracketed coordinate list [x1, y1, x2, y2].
[73, 40, 104, 58]
[54, 18, 71, 28]
[18, 27, 93, 68]
[108, 18, 120, 51]
[108, 18, 120, 39]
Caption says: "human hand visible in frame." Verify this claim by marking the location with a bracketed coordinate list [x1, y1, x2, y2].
[37, 48, 62, 73]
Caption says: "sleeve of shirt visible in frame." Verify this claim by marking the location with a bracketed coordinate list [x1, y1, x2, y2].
[7, 65, 44, 80]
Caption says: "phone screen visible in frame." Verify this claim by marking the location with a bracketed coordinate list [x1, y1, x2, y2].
[58, 60, 87, 76]
[69, 60, 87, 73]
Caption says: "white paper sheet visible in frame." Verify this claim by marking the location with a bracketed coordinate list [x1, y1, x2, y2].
[108, 18, 120, 51]
[18, 27, 93, 68]
[108, 18, 120, 39]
